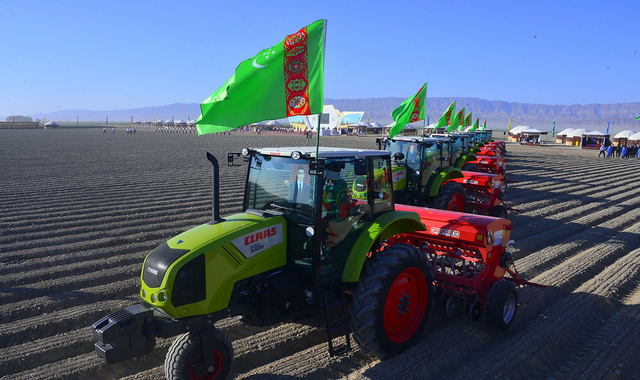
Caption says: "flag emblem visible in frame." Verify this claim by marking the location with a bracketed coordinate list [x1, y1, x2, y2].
[284, 25, 311, 115]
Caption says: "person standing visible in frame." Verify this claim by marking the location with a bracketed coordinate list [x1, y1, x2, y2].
[598, 144, 606, 158]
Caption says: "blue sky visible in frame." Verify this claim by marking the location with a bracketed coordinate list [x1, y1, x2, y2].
[1, 0, 638, 117]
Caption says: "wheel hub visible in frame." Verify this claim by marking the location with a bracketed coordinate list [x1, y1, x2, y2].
[396, 293, 412, 316]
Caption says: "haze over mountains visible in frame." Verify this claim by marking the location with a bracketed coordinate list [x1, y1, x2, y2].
[26, 97, 640, 132]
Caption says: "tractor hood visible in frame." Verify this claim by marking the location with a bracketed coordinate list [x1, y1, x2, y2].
[140, 212, 287, 318]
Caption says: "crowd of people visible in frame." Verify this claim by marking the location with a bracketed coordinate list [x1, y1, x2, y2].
[598, 143, 640, 159]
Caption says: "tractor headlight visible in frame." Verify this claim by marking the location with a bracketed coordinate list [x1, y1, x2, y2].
[150, 293, 156, 303]
[141, 289, 146, 298]
[157, 292, 167, 302]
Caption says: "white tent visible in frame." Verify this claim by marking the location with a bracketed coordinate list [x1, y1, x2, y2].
[556, 128, 575, 136]
[509, 125, 531, 134]
[266, 120, 280, 126]
[566, 129, 589, 138]
[583, 130, 607, 136]
[628, 132, 640, 141]
[613, 130, 637, 139]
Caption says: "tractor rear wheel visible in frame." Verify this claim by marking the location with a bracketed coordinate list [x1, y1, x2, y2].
[165, 329, 233, 380]
[483, 281, 518, 332]
[433, 182, 467, 212]
[490, 205, 508, 219]
[350, 244, 433, 359]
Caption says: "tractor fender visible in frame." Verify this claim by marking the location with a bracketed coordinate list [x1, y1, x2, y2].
[342, 211, 425, 283]
[426, 167, 464, 197]
[469, 147, 481, 154]
[455, 153, 477, 168]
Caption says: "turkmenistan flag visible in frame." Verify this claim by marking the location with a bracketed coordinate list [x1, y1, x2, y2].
[481, 119, 487, 132]
[390, 82, 427, 138]
[196, 19, 327, 135]
[470, 117, 479, 131]
[455, 108, 465, 131]
[465, 112, 473, 128]
[636, 115, 640, 120]
[447, 108, 460, 133]
[436, 101, 456, 129]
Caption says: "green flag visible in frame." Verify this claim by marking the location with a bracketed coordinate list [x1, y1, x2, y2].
[470, 117, 479, 131]
[552, 119, 556, 137]
[196, 19, 327, 135]
[636, 115, 640, 120]
[481, 119, 486, 132]
[447, 108, 460, 133]
[390, 82, 427, 138]
[436, 101, 456, 129]
[456, 108, 465, 131]
[465, 112, 473, 127]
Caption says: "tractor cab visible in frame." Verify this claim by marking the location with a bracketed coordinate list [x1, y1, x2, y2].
[381, 137, 450, 192]
[242, 147, 394, 285]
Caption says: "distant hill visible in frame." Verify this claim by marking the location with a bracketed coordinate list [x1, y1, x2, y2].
[26, 98, 640, 132]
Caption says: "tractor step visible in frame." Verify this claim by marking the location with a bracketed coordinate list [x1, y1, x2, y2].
[320, 286, 352, 357]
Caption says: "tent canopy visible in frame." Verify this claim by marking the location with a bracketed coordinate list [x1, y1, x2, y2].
[613, 130, 637, 139]
[566, 128, 589, 138]
[556, 128, 575, 136]
[583, 130, 608, 136]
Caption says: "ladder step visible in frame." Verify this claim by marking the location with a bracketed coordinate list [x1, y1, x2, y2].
[328, 321, 350, 333]
[331, 345, 352, 356]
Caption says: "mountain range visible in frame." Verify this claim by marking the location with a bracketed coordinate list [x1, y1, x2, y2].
[26, 97, 640, 132]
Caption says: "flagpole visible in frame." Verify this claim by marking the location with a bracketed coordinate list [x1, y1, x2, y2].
[315, 114, 321, 162]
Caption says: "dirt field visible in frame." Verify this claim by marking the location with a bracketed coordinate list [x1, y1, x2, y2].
[2, 128, 640, 380]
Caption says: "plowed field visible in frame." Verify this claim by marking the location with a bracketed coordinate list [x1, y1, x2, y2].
[2, 128, 640, 380]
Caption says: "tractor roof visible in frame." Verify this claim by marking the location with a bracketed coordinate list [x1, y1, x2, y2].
[389, 136, 446, 144]
[250, 146, 390, 159]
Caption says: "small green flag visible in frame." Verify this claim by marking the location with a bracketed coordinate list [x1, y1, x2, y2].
[465, 112, 473, 127]
[436, 101, 456, 129]
[481, 119, 486, 132]
[390, 82, 427, 138]
[196, 19, 327, 135]
[636, 115, 640, 120]
[456, 108, 465, 131]
[448, 109, 460, 133]
[470, 117, 479, 131]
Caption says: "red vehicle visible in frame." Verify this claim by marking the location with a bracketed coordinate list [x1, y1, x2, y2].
[449, 171, 517, 218]
[393, 205, 544, 325]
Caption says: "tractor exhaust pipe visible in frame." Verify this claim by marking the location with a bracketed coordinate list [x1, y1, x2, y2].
[206, 152, 224, 224]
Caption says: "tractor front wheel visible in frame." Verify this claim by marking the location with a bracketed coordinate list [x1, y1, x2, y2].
[483, 281, 518, 332]
[433, 182, 467, 212]
[490, 205, 508, 219]
[462, 162, 479, 172]
[165, 329, 233, 380]
[350, 244, 433, 359]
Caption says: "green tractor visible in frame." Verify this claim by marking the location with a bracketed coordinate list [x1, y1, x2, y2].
[376, 136, 469, 211]
[93, 147, 435, 379]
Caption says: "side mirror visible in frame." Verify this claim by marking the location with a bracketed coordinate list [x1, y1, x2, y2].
[354, 158, 367, 175]
[393, 152, 405, 161]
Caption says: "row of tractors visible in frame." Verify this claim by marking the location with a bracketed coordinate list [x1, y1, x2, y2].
[93, 131, 543, 380]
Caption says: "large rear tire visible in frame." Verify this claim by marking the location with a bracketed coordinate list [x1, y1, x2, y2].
[483, 281, 518, 332]
[165, 329, 233, 380]
[433, 182, 467, 212]
[350, 244, 434, 359]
